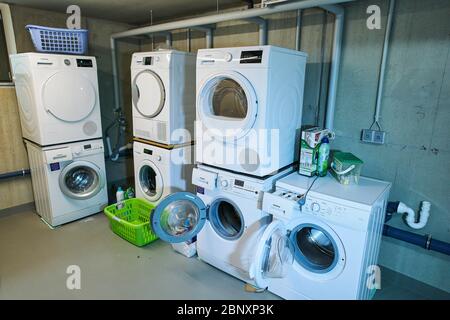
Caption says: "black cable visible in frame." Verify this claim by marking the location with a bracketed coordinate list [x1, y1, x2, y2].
[297, 175, 320, 208]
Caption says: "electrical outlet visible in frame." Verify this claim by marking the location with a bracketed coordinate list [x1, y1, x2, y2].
[373, 130, 386, 144]
[361, 129, 386, 144]
[361, 129, 373, 143]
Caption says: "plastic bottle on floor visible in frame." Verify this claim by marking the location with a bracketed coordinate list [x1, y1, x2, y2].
[116, 186, 125, 209]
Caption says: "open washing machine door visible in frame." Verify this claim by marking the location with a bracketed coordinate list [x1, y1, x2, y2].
[150, 192, 208, 243]
[250, 220, 294, 289]
[197, 71, 258, 141]
[43, 71, 97, 122]
[138, 159, 164, 202]
[132, 70, 166, 118]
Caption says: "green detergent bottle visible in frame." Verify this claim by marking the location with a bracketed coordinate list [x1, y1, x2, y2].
[317, 137, 330, 177]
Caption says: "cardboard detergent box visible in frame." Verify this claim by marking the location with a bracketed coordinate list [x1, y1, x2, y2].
[298, 127, 331, 176]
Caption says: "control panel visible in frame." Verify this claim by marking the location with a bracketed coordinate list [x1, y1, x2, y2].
[197, 47, 268, 67]
[132, 52, 166, 68]
[263, 187, 356, 224]
[71, 141, 103, 157]
[216, 175, 261, 200]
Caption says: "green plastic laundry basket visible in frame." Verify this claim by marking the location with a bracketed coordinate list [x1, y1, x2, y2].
[104, 198, 158, 247]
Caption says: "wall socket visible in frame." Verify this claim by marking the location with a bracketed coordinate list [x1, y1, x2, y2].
[361, 129, 386, 144]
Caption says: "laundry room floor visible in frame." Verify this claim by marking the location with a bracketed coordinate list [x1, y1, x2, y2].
[0, 204, 449, 300]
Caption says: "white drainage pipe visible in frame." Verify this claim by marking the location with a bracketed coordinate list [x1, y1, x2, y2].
[397, 201, 431, 230]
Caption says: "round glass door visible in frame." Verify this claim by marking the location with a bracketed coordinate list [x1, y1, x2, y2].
[211, 79, 248, 119]
[132, 70, 165, 118]
[138, 161, 163, 202]
[209, 199, 244, 240]
[197, 72, 258, 141]
[43, 72, 96, 122]
[291, 225, 337, 272]
[151, 192, 207, 243]
[289, 221, 345, 279]
[59, 161, 104, 199]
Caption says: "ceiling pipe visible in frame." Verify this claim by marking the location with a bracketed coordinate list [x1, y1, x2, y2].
[110, 0, 354, 112]
[295, 9, 303, 51]
[111, 0, 352, 39]
[244, 17, 268, 45]
[322, 4, 344, 131]
[190, 25, 215, 49]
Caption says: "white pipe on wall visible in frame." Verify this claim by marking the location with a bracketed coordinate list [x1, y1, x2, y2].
[397, 201, 431, 230]
[111, 0, 352, 39]
[374, 0, 395, 124]
[244, 17, 268, 45]
[295, 9, 303, 51]
[110, 0, 354, 113]
[191, 25, 215, 48]
[322, 4, 344, 131]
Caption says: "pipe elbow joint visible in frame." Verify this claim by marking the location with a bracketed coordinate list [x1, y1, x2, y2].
[399, 201, 431, 230]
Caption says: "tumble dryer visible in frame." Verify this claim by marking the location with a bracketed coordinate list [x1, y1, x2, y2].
[25, 138, 108, 227]
[196, 46, 307, 176]
[253, 173, 391, 300]
[133, 141, 194, 204]
[148, 164, 293, 286]
[10, 53, 102, 146]
[131, 50, 196, 145]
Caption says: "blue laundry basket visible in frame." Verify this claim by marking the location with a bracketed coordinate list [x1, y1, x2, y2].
[26, 25, 88, 55]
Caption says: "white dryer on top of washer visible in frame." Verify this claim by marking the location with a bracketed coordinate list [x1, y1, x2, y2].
[25, 138, 108, 227]
[196, 46, 307, 177]
[148, 164, 293, 286]
[253, 173, 391, 300]
[10, 53, 102, 146]
[133, 141, 194, 204]
[131, 50, 196, 145]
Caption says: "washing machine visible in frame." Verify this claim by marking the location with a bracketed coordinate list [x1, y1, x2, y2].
[25, 138, 108, 227]
[252, 173, 391, 300]
[134, 141, 194, 204]
[195, 45, 307, 177]
[10, 53, 102, 146]
[131, 50, 196, 145]
[148, 164, 293, 285]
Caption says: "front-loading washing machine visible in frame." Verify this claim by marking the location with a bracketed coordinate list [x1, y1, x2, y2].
[134, 140, 194, 204]
[25, 138, 108, 227]
[196, 46, 307, 177]
[252, 173, 391, 300]
[131, 50, 196, 145]
[11, 53, 102, 146]
[148, 164, 293, 286]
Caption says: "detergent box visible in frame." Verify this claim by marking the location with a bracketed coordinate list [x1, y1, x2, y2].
[298, 127, 331, 176]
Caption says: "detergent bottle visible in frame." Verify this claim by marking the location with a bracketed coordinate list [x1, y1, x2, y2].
[317, 137, 330, 177]
[116, 186, 125, 209]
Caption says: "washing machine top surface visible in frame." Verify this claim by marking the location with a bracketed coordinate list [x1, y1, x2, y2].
[276, 173, 391, 207]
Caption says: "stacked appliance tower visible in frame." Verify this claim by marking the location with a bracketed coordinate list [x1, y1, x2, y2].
[10, 53, 108, 227]
[131, 50, 196, 204]
[147, 46, 308, 288]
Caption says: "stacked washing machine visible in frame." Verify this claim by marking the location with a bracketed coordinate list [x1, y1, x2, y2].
[10, 53, 108, 227]
[131, 50, 196, 204]
[147, 46, 308, 287]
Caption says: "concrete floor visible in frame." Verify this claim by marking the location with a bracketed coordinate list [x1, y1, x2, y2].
[1, 204, 449, 300]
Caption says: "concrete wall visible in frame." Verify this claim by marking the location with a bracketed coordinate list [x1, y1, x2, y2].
[334, 0, 450, 292]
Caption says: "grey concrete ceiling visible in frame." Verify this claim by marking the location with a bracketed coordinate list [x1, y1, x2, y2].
[6, 0, 246, 25]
